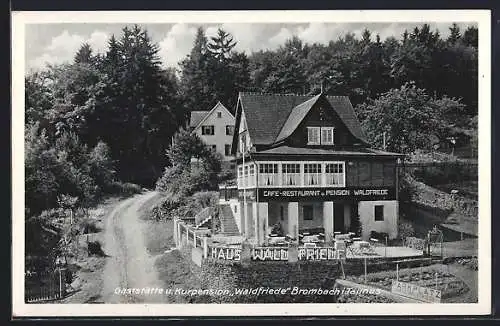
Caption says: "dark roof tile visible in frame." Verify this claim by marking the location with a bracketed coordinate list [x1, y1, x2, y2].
[190, 111, 209, 128]
[239, 92, 367, 145]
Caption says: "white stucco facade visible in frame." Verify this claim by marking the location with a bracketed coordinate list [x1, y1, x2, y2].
[191, 102, 235, 161]
[358, 200, 399, 240]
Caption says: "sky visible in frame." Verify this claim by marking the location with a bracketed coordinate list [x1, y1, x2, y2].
[25, 22, 476, 73]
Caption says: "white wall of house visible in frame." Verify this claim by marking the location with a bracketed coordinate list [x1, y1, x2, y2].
[358, 200, 398, 240]
[193, 103, 235, 161]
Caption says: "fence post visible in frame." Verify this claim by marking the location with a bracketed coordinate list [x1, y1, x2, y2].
[178, 222, 182, 247]
[203, 237, 208, 259]
[58, 268, 63, 299]
[173, 218, 177, 245]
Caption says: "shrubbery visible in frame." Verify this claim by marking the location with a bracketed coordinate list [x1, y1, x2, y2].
[398, 220, 416, 239]
[410, 163, 477, 186]
[151, 191, 219, 222]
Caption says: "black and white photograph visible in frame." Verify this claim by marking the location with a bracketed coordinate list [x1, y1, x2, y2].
[12, 10, 491, 316]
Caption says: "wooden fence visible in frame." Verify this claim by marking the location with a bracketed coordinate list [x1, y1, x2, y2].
[25, 269, 66, 303]
[174, 217, 210, 258]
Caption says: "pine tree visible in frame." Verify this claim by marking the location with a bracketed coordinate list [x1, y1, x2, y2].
[74, 43, 93, 64]
[207, 28, 236, 61]
[447, 23, 461, 44]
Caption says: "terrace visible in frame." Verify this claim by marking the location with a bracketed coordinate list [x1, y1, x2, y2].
[173, 217, 423, 263]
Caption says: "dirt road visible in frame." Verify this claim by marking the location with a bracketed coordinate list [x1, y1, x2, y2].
[100, 191, 168, 303]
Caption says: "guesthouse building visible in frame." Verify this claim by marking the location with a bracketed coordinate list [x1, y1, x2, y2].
[220, 92, 404, 245]
[190, 101, 235, 162]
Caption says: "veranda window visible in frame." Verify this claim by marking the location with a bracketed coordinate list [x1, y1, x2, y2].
[237, 166, 243, 188]
[244, 165, 249, 187]
[259, 163, 278, 186]
[248, 164, 255, 187]
[282, 163, 301, 186]
[304, 163, 322, 186]
[325, 162, 345, 187]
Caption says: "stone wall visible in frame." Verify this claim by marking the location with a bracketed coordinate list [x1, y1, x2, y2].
[178, 244, 431, 303]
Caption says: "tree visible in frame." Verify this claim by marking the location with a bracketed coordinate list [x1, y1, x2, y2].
[25, 71, 53, 124]
[92, 25, 179, 185]
[180, 27, 250, 113]
[207, 28, 236, 61]
[461, 26, 478, 48]
[356, 83, 466, 154]
[262, 42, 307, 94]
[74, 43, 93, 64]
[447, 23, 461, 45]
[179, 27, 215, 111]
[157, 128, 222, 196]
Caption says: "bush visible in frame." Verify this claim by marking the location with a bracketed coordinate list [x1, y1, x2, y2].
[80, 219, 101, 234]
[108, 181, 142, 196]
[398, 220, 415, 239]
[410, 163, 477, 186]
[87, 241, 106, 257]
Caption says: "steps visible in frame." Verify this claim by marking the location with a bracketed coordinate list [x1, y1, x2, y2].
[194, 207, 212, 229]
[219, 204, 240, 235]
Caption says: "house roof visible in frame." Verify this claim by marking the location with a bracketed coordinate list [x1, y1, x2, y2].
[190, 111, 209, 128]
[253, 145, 404, 158]
[238, 92, 368, 146]
[189, 101, 234, 130]
[275, 94, 322, 142]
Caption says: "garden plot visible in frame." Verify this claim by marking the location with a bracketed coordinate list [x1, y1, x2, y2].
[346, 264, 471, 302]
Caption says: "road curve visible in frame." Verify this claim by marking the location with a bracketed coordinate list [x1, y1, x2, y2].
[100, 191, 166, 303]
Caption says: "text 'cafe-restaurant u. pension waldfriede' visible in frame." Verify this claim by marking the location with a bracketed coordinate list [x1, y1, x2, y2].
[219, 92, 404, 246]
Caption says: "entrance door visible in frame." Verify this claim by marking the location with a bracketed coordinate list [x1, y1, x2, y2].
[334, 203, 345, 233]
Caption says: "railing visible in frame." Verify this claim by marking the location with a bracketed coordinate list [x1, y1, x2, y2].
[25, 269, 66, 302]
[173, 217, 210, 259]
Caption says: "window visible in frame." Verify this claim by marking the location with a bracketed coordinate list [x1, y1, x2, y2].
[259, 163, 278, 186]
[217, 111, 222, 118]
[304, 163, 322, 185]
[237, 166, 243, 188]
[303, 205, 314, 220]
[248, 164, 255, 187]
[235, 205, 237, 213]
[325, 162, 345, 187]
[224, 144, 231, 156]
[374, 205, 384, 221]
[202, 125, 215, 135]
[226, 125, 234, 136]
[321, 127, 334, 144]
[280, 206, 284, 221]
[307, 127, 320, 145]
[282, 163, 301, 186]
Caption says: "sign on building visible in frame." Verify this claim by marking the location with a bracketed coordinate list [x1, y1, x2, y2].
[391, 280, 441, 303]
[257, 187, 396, 202]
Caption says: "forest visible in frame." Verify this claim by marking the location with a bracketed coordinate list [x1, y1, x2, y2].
[25, 23, 478, 267]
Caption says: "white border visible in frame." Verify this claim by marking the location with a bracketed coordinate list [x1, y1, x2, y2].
[12, 10, 491, 317]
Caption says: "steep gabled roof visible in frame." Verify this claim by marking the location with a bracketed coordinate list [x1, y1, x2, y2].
[237, 92, 368, 146]
[190, 111, 209, 128]
[190, 101, 234, 131]
[275, 93, 322, 142]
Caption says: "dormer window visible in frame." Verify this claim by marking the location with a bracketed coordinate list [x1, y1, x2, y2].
[307, 126, 334, 145]
[321, 127, 334, 144]
[307, 127, 320, 145]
